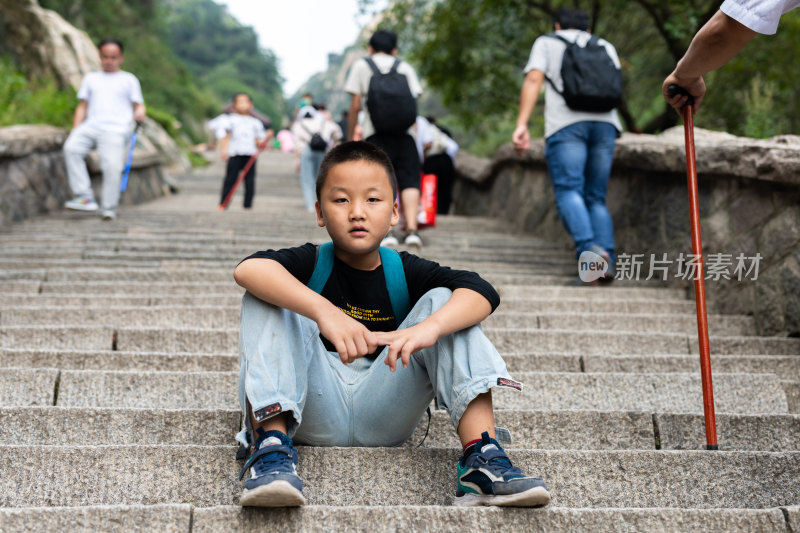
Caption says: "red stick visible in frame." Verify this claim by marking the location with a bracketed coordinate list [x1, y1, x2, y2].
[682, 104, 718, 450]
[219, 138, 270, 210]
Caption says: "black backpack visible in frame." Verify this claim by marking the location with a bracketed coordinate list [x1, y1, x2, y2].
[301, 122, 328, 151]
[544, 33, 622, 113]
[364, 57, 417, 134]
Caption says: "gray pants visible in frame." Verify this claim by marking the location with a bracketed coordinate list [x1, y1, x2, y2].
[63, 123, 129, 211]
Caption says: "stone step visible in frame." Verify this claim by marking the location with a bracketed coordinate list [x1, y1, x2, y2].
[0, 406, 656, 450]
[37, 369, 788, 415]
[0, 326, 114, 351]
[0, 505, 192, 532]
[0, 368, 57, 406]
[486, 312, 754, 336]
[579, 353, 800, 376]
[0, 294, 697, 314]
[2, 504, 791, 533]
[0, 307, 752, 335]
[0, 280, 40, 293]
[194, 506, 796, 533]
[656, 413, 800, 451]
[0, 446, 797, 508]
[490, 330, 800, 355]
[0, 349, 238, 372]
[27, 281, 684, 301]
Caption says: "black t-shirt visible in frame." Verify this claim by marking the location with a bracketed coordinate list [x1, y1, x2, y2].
[242, 243, 500, 356]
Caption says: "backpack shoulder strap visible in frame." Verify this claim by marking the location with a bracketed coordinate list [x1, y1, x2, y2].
[307, 242, 334, 293]
[379, 246, 410, 323]
[544, 32, 571, 46]
[389, 59, 401, 74]
[364, 57, 381, 76]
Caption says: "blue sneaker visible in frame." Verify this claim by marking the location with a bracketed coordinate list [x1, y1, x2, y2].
[455, 431, 550, 507]
[238, 430, 306, 507]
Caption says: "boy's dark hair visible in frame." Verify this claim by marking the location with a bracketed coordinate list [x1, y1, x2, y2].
[369, 30, 398, 54]
[98, 38, 124, 53]
[554, 8, 589, 31]
[316, 141, 397, 201]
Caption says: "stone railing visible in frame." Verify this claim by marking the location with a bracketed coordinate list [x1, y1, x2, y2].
[0, 124, 174, 228]
[453, 128, 800, 336]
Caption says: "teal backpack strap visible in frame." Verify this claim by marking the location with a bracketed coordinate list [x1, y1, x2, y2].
[379, 246, 410, 323]
[307, 242, 334, 293]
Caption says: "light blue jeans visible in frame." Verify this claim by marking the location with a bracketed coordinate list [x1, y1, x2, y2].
[236, 288, 517, 448]
[298, 146, 324, 211]
[545, 121, 617, 260]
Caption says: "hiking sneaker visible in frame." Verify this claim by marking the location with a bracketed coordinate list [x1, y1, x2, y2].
[403, 230, 422, 248]
[455, 431, 550, 507]
[381, 232, 400, 248]
[100, 209, 117, 221]
[238, 431, 306, 507]
[64, 196, 99, 211]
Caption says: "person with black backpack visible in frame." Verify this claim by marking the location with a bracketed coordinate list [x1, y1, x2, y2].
[344, 29, 424, 248]
[512, 8, 623, 284]
[291, 104, 343, 212]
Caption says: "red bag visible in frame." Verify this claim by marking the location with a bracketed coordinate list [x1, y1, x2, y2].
[416, 173, 437, 229]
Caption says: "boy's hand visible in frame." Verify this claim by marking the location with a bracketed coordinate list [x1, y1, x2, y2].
[317, 307, 379, 364]
[375, 321, 441, 372]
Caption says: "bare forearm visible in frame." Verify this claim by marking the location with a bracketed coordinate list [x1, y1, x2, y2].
[347, 95, 361, 140]
[423, 288, 492, 338]
[133, 103, 146, 123]
[72, 101, 87, 129]
[516, 71, 543, 127]
[674, 11, 756, 80]
[233, 258, 338, 322]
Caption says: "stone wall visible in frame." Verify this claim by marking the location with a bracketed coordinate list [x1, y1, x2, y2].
[0, 125, 171, 228]
[453, 128, 800, 336]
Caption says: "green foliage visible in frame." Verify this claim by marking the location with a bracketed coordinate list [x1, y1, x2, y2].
[164, 0, 286, 126]
[0, 57, 75, 127]
[743, 77, 784, 139]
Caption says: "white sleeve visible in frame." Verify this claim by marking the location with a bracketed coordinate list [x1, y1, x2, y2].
[128, 74, 144, 104]
[344, 59, 368, 96]
[720, 0, 800, 34]
[523, 37, 548, 74]
[77, 74, 91, 101]
[400, 62, 423, 97]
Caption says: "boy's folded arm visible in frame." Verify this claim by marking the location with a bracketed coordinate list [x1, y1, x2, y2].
[234, 258, 338, 321]
[424, 288, 492, 338]
[234, 258, 379, 362]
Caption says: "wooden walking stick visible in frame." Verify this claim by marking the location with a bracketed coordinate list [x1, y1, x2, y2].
[668, 84, 718, 450]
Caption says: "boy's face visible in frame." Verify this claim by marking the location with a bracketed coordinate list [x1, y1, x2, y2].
[316, 161, 399, 266]
[233, 94, 253, 114]
[99, 43, 123, 73]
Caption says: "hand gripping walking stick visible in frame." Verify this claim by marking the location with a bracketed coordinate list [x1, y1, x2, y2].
[120, 121, 142, 192]
[218, 138, 270, 210]
[667, 84, 718, 450]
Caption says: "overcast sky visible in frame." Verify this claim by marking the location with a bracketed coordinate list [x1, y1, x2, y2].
[217, 0, 381, 96]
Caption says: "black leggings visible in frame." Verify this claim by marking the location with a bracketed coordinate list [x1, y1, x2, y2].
[221, 155, 256, 208]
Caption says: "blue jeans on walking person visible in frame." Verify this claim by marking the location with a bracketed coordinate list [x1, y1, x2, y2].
[299, 146, 324, 211]
[544, 121, 617, 261]
[236, 288, 517, 448]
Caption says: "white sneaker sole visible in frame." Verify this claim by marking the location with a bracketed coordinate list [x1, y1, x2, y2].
[240, 480, 307, 507]
[454, 486, 551, 507]
[65, 203, 98, 212]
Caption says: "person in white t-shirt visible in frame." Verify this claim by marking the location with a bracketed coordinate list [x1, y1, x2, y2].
[663, 0, 800, 112]
[63, 38, 146, 220]
[344, 30, 424, 248]
[219, 93, 270, 210]
[513, 8, 622, 283]
[291, 104, 343, 212]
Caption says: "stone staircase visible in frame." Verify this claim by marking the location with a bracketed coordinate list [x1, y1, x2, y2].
[1, 151, 798, 532]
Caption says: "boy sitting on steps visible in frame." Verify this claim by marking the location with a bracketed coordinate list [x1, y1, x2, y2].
[233, 141, 550, 508]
